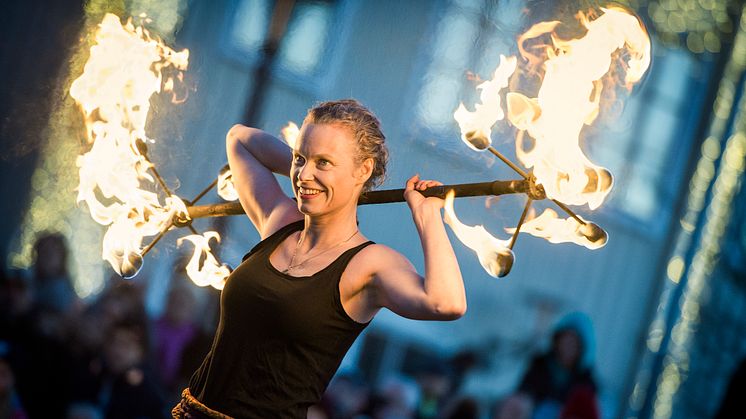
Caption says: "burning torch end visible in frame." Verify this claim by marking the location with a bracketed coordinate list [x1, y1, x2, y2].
[119, 253, 144, 279]
[494, 248, 515, 278]
[579, 221, 608, 247]
[465, 131, 491, 150]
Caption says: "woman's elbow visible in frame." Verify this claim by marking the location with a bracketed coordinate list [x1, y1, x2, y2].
[433, 301, 467, 320]
[226, 124, 251, 145]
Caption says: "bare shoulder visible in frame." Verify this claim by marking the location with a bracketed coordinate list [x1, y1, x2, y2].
[341, 243, 416, 302]
[353, 243, 415, 274]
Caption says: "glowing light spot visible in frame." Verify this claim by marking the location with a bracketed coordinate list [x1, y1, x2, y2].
[666, 256, 685, 283]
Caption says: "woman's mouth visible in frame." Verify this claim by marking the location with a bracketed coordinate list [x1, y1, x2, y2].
[298, 187, 324, 198]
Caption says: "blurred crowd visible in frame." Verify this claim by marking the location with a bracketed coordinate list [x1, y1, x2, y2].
[1, 233, 214, 419]
[314, 312, 600, 419]
[1, 232, 603, 419]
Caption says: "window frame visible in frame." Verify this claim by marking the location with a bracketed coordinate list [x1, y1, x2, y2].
[219, 0, 356, 96]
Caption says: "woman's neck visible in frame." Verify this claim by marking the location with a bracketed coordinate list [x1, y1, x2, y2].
[301, 212, 360, 249]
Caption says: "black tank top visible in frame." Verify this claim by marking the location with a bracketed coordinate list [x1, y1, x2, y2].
[189, 220, 373, 418]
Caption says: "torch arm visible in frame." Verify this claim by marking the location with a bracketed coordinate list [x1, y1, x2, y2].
[187, 179, 532, 219]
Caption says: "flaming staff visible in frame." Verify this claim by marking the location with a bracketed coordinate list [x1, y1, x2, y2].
[71, 7, 649, 287]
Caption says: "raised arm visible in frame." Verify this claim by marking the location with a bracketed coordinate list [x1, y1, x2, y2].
[367, 175, 466, 321]
[225, 124, 301, 239]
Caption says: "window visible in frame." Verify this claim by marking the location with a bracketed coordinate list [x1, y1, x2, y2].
[223, 0, 338, 89]
[416, 0, 523, 135]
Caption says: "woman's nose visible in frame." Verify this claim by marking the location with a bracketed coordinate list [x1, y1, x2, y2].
[297, 163, 314, 180]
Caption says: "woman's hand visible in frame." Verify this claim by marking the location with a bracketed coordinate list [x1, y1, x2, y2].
[404, 174, 444, 213]
[364, 174, 466, 321]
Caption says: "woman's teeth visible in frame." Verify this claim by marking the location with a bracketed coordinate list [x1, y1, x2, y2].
[299, 187, 322, 195]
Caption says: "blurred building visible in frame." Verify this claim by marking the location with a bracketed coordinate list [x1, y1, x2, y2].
[1, 1, 745, 418]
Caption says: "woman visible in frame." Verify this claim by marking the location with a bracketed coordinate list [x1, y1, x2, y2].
[174, 99, 466, 418]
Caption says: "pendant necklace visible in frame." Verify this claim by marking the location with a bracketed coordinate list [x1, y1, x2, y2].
[282, 228, 359, 274]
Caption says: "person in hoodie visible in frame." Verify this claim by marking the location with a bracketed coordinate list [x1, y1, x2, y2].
[517, 311, 600, 419]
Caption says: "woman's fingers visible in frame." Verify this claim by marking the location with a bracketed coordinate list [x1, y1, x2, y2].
[415, 179, 442, 190]
[406, 174, 420, 191]
[405, 175, 445, 210]
[407, 175, 444, 192]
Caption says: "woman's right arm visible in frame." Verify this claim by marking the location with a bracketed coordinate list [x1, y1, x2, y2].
[225, 124, 302, 239]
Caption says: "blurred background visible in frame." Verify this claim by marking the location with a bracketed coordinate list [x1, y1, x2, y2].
[1, 0, 745, 418]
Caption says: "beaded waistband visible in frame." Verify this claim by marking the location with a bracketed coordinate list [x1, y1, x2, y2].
[172, 388, 233, 419]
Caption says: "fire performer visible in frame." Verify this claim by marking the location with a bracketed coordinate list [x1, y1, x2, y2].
[173, 99, 466, 418]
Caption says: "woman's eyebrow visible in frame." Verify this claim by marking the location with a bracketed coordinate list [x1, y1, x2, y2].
[313, 153, 335, 161]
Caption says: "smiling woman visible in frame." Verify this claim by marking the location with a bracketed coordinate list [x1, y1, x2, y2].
[173, 99, 466, 418]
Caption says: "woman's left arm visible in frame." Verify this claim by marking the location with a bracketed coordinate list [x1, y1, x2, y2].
[367, 175, 466, 321]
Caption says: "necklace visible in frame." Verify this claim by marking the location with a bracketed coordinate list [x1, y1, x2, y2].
[282, 228, 359, 274]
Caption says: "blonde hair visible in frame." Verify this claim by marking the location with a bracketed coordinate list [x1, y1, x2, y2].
[304, 99, 388, 192]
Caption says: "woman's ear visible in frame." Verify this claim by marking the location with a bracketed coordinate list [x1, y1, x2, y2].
[355, 157, 374, 185]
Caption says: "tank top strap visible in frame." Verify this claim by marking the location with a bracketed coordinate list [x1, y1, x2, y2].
[324, 240, 376, 277]
[241, 220, 304, 262]
[326, 240, 375, 327]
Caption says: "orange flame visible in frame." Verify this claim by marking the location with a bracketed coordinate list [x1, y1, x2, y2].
[450, 7, 648, 260]
[454, 55, 517, 151]
[508, 7, 650, 210]
[217, 166, 239, 201]
[177, 232, 230, 290]
[506, 208, 607, 250]
[443, 191, 514, 277]
[70, 14, 224, 285]
[281, 121, 300, 149]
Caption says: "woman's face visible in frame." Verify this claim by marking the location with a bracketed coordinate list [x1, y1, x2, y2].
[555, 329, 582, 369]
[291, 123, 370, 217]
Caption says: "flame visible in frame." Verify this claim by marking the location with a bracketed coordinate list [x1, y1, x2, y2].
[448, 7, 647, 264]
[217, 166, 239, 201]
[443, 191, 514, 277]
[506, 208, 607, 250]
[70, 14, 226, 287]
[454, 55, 517, 151]
[177, 232, 230, 290]
[507, 7, 650, 210]
[281, 121, 300, 149]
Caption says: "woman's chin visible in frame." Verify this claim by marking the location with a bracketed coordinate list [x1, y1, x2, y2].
[297, 201, 321, 215]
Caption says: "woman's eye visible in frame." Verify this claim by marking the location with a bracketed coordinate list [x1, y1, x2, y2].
[318, 159, 330, 166]
[293, 155, 305, 165]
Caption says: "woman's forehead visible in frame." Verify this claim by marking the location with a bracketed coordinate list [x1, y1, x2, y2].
[296, 123, 356, 154]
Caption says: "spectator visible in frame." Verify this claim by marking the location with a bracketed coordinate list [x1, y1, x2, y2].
[0, 344, 27, 419]
[152, 282, 200, 394]
[5, 234, 81, 417]
[440, 396, 479, 419]
[415, 363, 452, 419]
[95, 280, 149, 332]
[492, 393, 533, 419]
[31, 232, 80, 315]
[371, 374, 421, 419]
[319, 371, 371, 419]
[0, 270, 33, 344]
[69, 321, 167, 419]
[517, 312, 599, 419]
